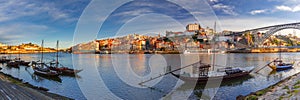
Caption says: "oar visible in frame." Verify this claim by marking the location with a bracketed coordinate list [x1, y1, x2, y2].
[255, 58, 278, 73]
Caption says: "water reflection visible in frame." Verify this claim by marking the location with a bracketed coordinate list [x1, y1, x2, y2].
[0, 53, 299, 99]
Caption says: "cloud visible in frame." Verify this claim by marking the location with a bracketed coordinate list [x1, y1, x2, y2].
[0, 23, 48, 44]
[0, 0, 78, 22]
[276, 5, 300, 12]
[112, 8, 153, 17]
[212, 3, 238, 16]
[269, 0, 300, 5]
[250, 9, 267, 15]
[209, 0, 218, 3]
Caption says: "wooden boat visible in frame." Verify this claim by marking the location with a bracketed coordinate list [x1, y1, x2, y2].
[48, 66, 82, 75]
[33, 40, 60, 77]
[268, 59, 294, 71]
[48, 40, 82, 76]
[14, 58, 30, 66]
[7, 61, 19, 68]
[171, 63, 253, 83]
[0, 56, 11, 63]
[171, 69, 252, 83]
[33, 67, 59, 77]
[267, 34, 294, 71]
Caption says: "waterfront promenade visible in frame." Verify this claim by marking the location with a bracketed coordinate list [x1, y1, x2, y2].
[0, 79, 52, 100]
[0, 73, 70, 100]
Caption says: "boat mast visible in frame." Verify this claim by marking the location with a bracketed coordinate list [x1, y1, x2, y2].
[8, 45, 11, 60]
[56, 40, 59, 67]
[41, 40, 44, 67]
[212, 21, 217, 70]
[18, 45, 20, 59]
[279, 32, 281, 61]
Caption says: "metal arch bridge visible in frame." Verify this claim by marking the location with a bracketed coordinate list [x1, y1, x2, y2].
[227, 22, 300, 47]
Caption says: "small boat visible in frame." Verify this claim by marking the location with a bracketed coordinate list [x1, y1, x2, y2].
[14, 58, 30, 66]
[268, 59, 294, 71]
[267, 33, 294, 71]
[33, 40, 60, 77]
[33, 67, 60, 77]
[7, 61, 20, 68]
[48, 40, 83, 76]
[48, 66, 82, 75]
[0, 56, 11, 63]
[171, 65, 253, 83]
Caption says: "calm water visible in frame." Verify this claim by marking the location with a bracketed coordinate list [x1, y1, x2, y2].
[0, 53, 299, 100]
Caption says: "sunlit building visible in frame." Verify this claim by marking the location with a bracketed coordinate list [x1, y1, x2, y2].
[186, 23, 201, 32]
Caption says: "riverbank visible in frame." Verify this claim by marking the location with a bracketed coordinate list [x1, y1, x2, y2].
[227, 48, 300, 53]
[0, 71, 72, 100]
[0, 51, 56, 54]
[238, 71, 300, 100]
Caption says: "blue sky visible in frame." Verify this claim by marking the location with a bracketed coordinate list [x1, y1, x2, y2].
[1, 0, 300, 48]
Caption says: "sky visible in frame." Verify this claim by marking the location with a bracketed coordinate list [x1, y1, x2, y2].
[1, 0, 300, 48]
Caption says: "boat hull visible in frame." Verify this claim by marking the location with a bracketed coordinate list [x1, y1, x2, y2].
[49, 67, 82, 76]
[7, 62, 19, 68]
[269, 63, 293, 71]
[33, 68, 59, 77]
[276, 64, 293, 71]
[171, 71, 251, 83]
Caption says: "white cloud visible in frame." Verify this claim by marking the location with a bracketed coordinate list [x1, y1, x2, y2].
[276, 5, 300, 12]
[0, 23, 48, 44]
[276, 5, 293, 11]
[269, 0, 300, 5]
[113, 9, 153, 17]
[212, 3, 238, 16]
[209, 0, 218, 3]
[0, 0, 75, 22]
[250, 9, 267, 15]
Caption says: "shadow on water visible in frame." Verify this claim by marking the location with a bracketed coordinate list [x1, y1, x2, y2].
[24, 67, 62, 83]
[33, 74, 62, 83]
[175, 75, 253, 99]
[266, 69, 293, 81]
[177, 75, 253, 90]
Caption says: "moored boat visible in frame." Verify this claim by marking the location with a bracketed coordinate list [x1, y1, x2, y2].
[268, 59, 294, 71]
[48, 40, 82, 76]
[33, 40, 60, 77]
[14, 58, 30, 66]
[171, 66, 253, 83]
[33, 67, 60, 77]
[48, 66, 82, 75]
[7, 61, 19, 68]
[0, 56, 11, 63]
[267, 32, 295, 71]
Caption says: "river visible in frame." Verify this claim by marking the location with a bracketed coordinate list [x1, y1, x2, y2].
[0, 53, 299, 100]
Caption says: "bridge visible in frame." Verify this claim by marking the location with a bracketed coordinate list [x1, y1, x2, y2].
[226, 22, 300, 47]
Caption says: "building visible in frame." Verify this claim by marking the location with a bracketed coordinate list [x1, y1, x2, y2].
[0, 43, 6, 47]
[205, 27, 214, 35]
[186, 23, 201, 32]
